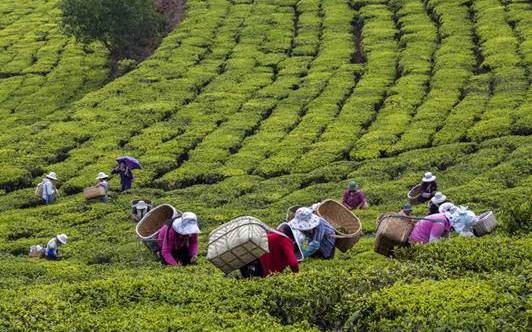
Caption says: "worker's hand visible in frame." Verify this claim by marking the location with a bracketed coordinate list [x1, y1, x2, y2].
[190, 255, 198, 263]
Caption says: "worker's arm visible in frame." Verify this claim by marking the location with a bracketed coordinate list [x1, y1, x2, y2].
[355, 191, 367, 209]
[188, 234, 199, 259]
[428, 222, 446, 243]
[160, 227, 178, 266]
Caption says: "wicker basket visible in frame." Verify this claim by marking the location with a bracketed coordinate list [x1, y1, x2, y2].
[135, 204, 181, 240]
[376, 213, 415, 243]
[407, 184, 424, 205]
[286, 205, 302, 222]
[473, 211, 496, 237]
[317, 199, 363, 252]
[206, 216, 271, 274]
[83, 186, 106, 200]
[374, 233, 398, 257]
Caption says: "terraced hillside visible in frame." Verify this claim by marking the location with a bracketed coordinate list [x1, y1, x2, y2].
[0, 0, 530, 330]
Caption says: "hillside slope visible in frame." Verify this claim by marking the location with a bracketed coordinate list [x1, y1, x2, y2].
[0, 0, 530, 330]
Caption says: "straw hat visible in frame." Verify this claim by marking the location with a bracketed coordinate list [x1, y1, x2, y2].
[431, 192, 446, 205]
[96, 172, 109, 180]
[422, 172, 436, 182]
[172, 212, 200, 235]
[46, 172, 58, 180]
[56, 234, 67, 244]
[289, 207, 320, 231]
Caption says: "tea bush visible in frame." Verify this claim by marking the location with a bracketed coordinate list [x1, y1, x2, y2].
[0, 0, 530, 330]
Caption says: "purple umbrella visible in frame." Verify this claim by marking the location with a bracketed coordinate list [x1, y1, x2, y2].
[116, 156, 142, 170]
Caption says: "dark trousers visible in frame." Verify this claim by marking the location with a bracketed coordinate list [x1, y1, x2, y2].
[240, 260, 263, 278]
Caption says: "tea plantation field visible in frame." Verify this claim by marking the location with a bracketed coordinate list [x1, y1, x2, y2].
[0, 0, 530, 330]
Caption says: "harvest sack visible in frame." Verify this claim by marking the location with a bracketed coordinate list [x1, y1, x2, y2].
[473, 211, 496, 237]
[207, 216, 271, 274]
[83, 186, 106, 200]
[317, 199, 362, 252]
[35, 183, 43, 197]
[29, 245, 44, 258]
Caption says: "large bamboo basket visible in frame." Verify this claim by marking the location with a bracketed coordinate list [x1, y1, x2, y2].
[376, 213, 415, 243]
[136, 204, 181, 240]
[407, 184, 424, 205]
[317, 199, 363, 252]
[473, 211, 496, 237]
[83, 186, 106, 200]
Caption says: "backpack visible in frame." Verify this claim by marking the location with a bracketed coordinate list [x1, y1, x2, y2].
[35, 182, 43, 197]
[29, 245, 45, 258]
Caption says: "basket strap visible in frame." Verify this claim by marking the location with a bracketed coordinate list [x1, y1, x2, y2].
[208, 220, 271, 245]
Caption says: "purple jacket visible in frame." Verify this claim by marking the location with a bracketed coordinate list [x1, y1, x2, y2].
[409, 213, 451, 244]
[342, 190, 366, 210]
[157, 225, 199, 266]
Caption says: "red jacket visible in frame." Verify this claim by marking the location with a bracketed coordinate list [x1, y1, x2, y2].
[259, 232, 299, 276]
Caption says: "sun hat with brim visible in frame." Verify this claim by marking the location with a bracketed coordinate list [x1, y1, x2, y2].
[422, 172, 436, 182]
[96, 172, 109, 180]
[431, 192, 446, 205]
[289, 207, 320, 231]
[172, 212, 200, 235]
[439, 202, 455, 214]
[277, 222, 305, 261]
[46, 172, 58, 180]
[133, 200, 148, 210]
[56, 234, 67, 245]
[348, 181, 358, 191]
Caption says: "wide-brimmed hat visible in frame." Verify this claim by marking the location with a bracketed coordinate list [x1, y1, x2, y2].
[422, 172, 436, 182]
[46, 172, 58, 180]
[439, 202, 455, 214]
[348, 181, 358, 191]
[431, 192, 446, 205]
[402, 204, 413, 212]
[96, 172, 109, 180]
[56, 234, 67, 244]
[172, 212, 200, 235]
[277, 222, 305, 261]
[289, 207, 320, 231]
[133, 200, 148, 210]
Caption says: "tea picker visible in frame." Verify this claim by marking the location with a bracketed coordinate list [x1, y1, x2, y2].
[35, 172, 59, 204]
[342, 180, 368, 210]
[112, 156, 141, 192]
[288, 207, 336, 259]
[46, 234, 68, 260]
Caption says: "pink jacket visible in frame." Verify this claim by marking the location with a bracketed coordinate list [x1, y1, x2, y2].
[409, 213, 451, 244]
[157, 225, 199, 266]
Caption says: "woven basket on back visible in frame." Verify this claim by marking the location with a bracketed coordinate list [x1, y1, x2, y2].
[206, 216, 271, 274]
[135, 204, 180, 240]
[473, 211, 496, 237]
[83, 186, 106, 200]
[286, 205, 302, 222]
[374, 213, 415, 257]
[407, 184, 423, 205]
[317, 199, 363, 252]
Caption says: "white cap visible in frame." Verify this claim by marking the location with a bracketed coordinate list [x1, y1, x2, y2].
[134, 200, 148, 210]
[57, 234, 67, 244]
[46, 172, 58, 180]
[96, 172, 109, 180]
